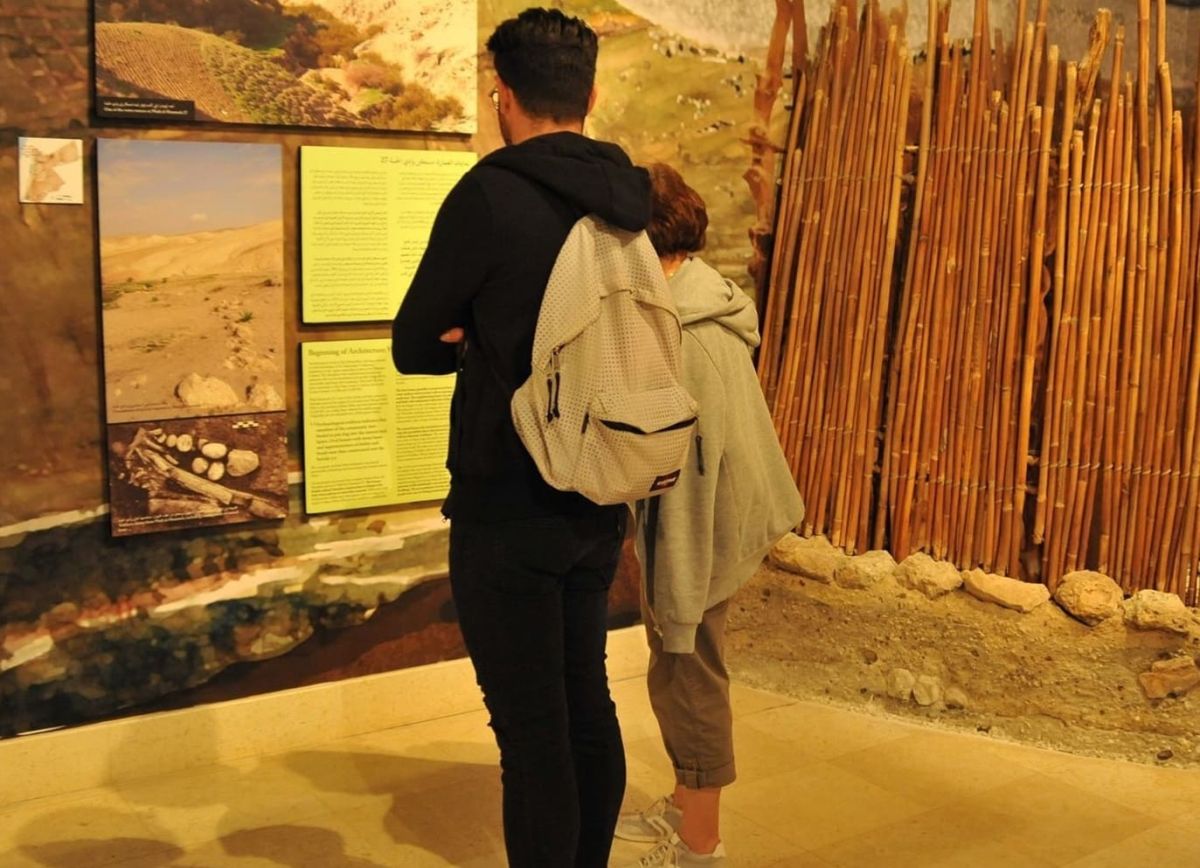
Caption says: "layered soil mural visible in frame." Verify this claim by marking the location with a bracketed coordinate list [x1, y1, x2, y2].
[0, 0, 771, 735]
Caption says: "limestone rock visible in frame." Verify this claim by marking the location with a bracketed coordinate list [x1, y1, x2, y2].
[175, 374, 238, 408]
[1124, 590, 1195, 636]
[895, 552, 963, 599]
[247, 382, 285, 411]
[1139, 657, 1200, 700]
[1054, 571, 1124, 626]
[834, 550, 897, 590]
[944, 687, 969, 710]
[887, 668, 915, 701]
[226, 449, 260, 478]
[913, 675, 943, 707]
[768, 533, 849, 584]
[962, 569, 1051, 613]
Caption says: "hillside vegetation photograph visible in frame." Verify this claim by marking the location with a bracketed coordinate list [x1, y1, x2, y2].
[93, 0, 476, 132]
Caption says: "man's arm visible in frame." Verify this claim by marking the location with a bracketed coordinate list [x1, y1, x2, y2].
[392, 174, 491, 375]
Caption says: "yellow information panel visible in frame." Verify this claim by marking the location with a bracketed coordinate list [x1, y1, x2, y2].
[300, 145, 475, 323]
[302, 339, 455, 513]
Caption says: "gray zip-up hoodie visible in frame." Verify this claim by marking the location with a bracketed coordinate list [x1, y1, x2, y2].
[636, 257, 805, 653]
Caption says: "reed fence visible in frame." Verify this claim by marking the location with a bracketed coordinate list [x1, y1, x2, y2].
[756, 0, 1200, 606]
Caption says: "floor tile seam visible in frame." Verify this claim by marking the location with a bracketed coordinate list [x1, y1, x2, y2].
[124, 792, 338, 847]
[820, 759, 1046, 811]
[1, 844, 155, 868]
[766, 699, 1136, 759]
[335, 706, 494, 744]
[734, 710, 913, 754]
[0, 788, 168, 840]
[998, 821, 1170, 868]
[717, 802, 839, 859]
[952, 770, 1168, 827]
[309, 788, 397, 819]
[0, 784, 130, 817]
[0, 820, 188, 868]
[127, 804, 375, 866]
[723, 757, 866, 797]
[806, 799, 1036, 862]
[1026, 760, 1200, 800]
[1033, 781, 1200, 822]
[1050, 815, 1200, 866]
[218, 808, 403, 866]
[731, 697, 803, 717]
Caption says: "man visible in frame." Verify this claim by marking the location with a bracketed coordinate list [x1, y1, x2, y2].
[392, 9, 652, 867]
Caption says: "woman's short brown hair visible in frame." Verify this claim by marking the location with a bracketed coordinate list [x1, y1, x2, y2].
[646, 163, 708, 257]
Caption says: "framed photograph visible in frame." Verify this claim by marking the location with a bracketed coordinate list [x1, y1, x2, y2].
[97, 139, 286, 425]
[93, 1, 477, 133]
[107, 413, 288, 536]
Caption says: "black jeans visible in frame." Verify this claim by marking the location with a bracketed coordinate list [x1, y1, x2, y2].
[450, 509, 627, 868]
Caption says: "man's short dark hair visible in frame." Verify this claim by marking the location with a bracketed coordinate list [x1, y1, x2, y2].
[646, 163, 708, 257]
[487, 8, 598, 122]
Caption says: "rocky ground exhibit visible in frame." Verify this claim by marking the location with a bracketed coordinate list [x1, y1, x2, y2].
[729, 534, 1200, 766]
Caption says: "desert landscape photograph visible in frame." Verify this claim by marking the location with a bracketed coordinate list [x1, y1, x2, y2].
[97, 138, 286, 425]
[93, 0, 476, 132]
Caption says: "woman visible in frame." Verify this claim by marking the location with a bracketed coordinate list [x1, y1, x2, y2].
[617, 164, 805, 867]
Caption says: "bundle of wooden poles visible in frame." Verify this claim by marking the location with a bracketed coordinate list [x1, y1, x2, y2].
[1037, 0, 1200, 601]
[756, 0, 1200, 606]
[757, 0, 911, 555]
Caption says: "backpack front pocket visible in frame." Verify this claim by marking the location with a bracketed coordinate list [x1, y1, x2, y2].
[573, 386, 698, 504]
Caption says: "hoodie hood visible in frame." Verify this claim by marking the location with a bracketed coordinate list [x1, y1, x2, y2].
[480, 132, 651, 232]
[670, 257, 761, 348]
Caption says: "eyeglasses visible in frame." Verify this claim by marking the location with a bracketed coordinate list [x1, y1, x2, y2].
[489, 88, 500, 111]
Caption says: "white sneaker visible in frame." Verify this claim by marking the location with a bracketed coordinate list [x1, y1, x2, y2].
[628, 833, 728, 867]
[614, 794, 682, 843]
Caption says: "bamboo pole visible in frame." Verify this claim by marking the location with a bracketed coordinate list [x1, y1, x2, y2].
[885, 32, 954, 557]
[1157, 111, 1186, 592]
[843, 8, 897, 548]
[944, 17, 994, 565]
[1128, 50, 1168, 586]
[1035, 63, 1079, 554]
[857, 52, 912, 549]
[896, 42, 965, 558]
[1049, 131, 1085, 582]
[1013, 44, 1058, 575]
[801, 8, 873, 534]
[1061, 100, 1104, 576]
[1114, 0, 1153, 584]
[1098, 39, 1131, 572]
[1094, 52, 1131, 574]
[876, 0, 941, 550]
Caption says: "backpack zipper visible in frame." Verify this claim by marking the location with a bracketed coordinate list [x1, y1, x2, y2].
[546, 348, 562, 422]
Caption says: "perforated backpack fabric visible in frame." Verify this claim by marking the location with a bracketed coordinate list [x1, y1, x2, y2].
[511, 215, 698, 505]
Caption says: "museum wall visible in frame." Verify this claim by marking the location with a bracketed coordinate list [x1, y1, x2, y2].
[0, 0, 777, 737]
[3, 0, 1173, 739]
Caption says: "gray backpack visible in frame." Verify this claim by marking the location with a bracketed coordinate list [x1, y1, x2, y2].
[511, 215, 698, 505]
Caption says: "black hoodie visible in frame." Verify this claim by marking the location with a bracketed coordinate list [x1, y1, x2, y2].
[392, 132, 652, 520]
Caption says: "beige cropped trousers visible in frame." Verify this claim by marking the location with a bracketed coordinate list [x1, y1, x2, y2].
[640, 588, 737, 789]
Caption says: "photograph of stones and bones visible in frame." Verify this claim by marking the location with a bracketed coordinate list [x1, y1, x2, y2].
[106, 413, 288, 537]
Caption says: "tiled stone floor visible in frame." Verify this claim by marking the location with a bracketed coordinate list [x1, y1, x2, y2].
[2, 672, 1199, 867]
